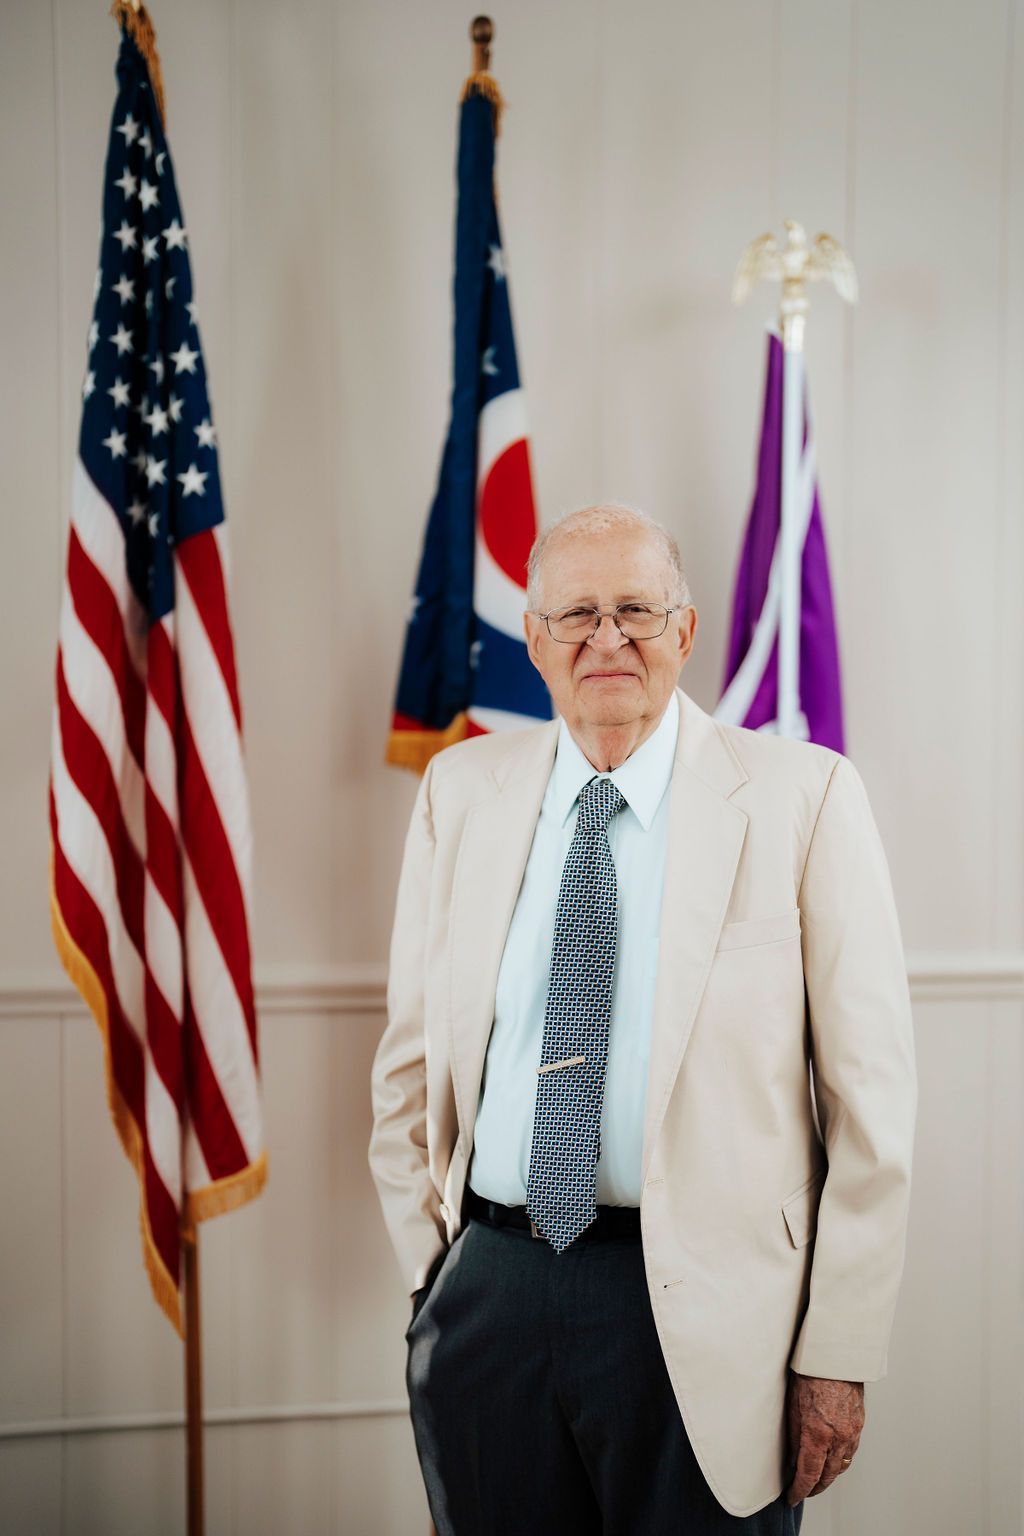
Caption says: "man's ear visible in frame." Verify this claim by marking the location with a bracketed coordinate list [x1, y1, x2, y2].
[524, 612, 543, 671]
[678, 606, 698, 664]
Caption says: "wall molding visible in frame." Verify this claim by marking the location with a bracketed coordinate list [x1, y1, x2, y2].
[0, 964, 388, 1019]
[902, 953, 1024, 1002]
[0, 1401, 409, 1442]
[2, 953, 1023, 1020]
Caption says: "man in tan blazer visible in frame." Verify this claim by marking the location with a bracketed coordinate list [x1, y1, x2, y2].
[369, 503, 916, 1533]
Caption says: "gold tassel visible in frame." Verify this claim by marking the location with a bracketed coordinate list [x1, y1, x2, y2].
[459, 70, 505, 137]
[109, 1, 167, 130]
[385, 712, 472, 774]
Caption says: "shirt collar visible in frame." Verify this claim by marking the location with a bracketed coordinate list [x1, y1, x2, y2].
[551, 689, 679, 833]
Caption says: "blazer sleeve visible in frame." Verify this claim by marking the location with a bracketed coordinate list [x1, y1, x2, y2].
[367, 754, 448, 1298]
[788, 753, 918, 1382]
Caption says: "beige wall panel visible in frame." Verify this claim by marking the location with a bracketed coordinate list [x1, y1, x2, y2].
[331, 1413, 430, 1532]
[0, 1439, 62, 1536]
[328, 0, 458, 960]
[845, 0, 1009, 950]
[984, 1005, 1024, 1535]
[229, 1009, 342, 1406]
[204, 1423, 235, 1535]
[52, 1423, 228, 1536]
[992, 0, 1024, 941]
[332, 1009, 412, 1390]
[857, 999, 996, 1530]
[482, 1, 603, 521]
[775, 0, 853, 677]
[807, 996, 1023, 1534]
[63, 1429, 182, 1536]
[0, 0, 62, 980]
[224, 0, 341, 969]
[0, 1018, 64, 1421]
[231, 1420, 335, 1534]
[194, 1197, 239, 1412]
[52, 1, 121, 527]
[61, 1015, 183, 1416]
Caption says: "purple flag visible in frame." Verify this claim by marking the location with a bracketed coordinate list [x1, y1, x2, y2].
[716, 327, 845, 752]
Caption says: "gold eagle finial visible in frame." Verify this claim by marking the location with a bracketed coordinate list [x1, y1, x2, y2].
[733, 220, 858, 349]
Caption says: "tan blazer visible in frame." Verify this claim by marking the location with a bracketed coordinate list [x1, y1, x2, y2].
[368, 683, 917, 1517]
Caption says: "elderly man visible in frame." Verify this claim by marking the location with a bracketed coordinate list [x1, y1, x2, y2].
[368, 503, 916, 1534]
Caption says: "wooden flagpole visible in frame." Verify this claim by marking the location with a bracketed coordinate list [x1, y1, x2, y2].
[183, 1229, 205, 1535]
[421, 22, 497, 1536]
[105, 5, 202, 1526]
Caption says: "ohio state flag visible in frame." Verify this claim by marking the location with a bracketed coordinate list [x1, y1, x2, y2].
[386, 75, 550, 773]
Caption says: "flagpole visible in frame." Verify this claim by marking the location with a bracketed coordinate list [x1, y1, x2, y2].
[105, 1, 205, 1527]
[183, 1228, 205, 1535]
[422, 37, 496, 1536]
[778, 307, 805, 739]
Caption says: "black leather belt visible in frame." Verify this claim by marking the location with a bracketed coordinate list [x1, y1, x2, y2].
[464, 1184, 641, 1240]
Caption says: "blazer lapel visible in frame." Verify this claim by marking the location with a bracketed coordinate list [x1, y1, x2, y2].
[448, 719, 559, 1148]
[640, 686, 749, 1182]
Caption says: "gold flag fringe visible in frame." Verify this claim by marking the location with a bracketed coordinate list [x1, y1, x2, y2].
[459, 70, 505, 136]
[385, 711, 471, 774]
[49, 839, 269, 1333]
[109, 1, 167, 129]
[49, 842, 183, 1335]
[184, 1151, 268, 1233]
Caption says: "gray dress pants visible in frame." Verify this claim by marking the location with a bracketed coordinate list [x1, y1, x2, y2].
[405, 1203, 805, 1535]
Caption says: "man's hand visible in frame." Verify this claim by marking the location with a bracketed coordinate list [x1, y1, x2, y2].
[784, 1371, 864, 1506]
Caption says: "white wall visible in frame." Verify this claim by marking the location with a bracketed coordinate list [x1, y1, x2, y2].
[1, 0, 1022, 1531]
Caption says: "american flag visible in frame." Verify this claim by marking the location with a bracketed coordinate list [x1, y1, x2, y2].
[48, 19, 265, 1335]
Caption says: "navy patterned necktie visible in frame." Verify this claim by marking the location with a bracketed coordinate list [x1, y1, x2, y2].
[525, 774, 627, 1251]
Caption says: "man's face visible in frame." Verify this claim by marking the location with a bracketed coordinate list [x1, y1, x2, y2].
[524, 527, 697, 736]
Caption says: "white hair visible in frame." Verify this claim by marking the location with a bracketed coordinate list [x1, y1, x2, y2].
[525, 501, 692, 613]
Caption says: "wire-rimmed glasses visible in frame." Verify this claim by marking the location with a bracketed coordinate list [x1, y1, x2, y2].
[534, 602, 682, 643]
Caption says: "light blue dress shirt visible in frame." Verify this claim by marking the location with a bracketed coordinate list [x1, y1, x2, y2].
[467, 689, 680, 1208]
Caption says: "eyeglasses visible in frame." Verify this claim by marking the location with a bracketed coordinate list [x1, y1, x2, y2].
[534, 602, 682, 643]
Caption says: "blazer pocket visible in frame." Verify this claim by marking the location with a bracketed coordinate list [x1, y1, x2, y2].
[716, 906, 801, 953]
[781, 1165, 827, 1249]
[405, 1242, 451, 1337]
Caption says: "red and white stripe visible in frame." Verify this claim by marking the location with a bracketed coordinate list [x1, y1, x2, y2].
[468, 386, 540, 733]
[48, 458, 265, 1334]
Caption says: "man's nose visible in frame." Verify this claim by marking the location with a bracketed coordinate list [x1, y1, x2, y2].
[587, 614, 629, 651]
